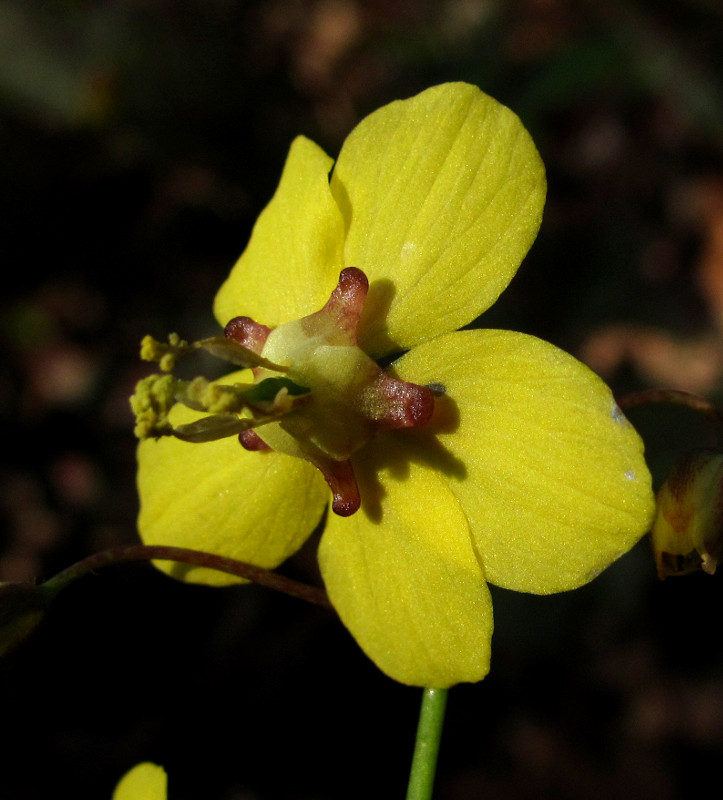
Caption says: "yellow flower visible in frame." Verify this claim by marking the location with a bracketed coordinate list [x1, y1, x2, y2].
[112, 763, 166, 800]
[135, 83, 655, 687]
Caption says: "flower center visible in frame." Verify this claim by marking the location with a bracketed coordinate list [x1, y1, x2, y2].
[225, 268, 435, 516]
[130, 268, 435, 517]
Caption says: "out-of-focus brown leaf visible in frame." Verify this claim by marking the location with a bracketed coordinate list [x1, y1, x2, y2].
[581, 324, 723, 394]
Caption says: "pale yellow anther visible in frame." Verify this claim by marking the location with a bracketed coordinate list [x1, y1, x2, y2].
[139, 334, 161, 362]
[130, 374, 179, 439]
[140, 333, 191, 372]
[184, 377, 253, 414]
[159, 354, 176, 372]
[131, 330, 310, 445]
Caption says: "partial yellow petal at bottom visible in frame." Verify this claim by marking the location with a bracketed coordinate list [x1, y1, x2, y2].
[319, 440, 493, 687]
[393, 330, 655, 594]
[113, 763, 167, 800]
[137, 380, 328, 585]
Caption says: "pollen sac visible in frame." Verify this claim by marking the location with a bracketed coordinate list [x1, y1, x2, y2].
[651, 448, 723, 579]
[226, 268, 436, 516]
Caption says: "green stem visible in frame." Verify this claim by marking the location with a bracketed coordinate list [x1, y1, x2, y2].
[406, 687, 448, 800]
[42, 544, 331, 608]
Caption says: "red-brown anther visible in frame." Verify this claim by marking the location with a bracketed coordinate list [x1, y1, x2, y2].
[224, 316, 271, 354]
[225, 267, 436, 517]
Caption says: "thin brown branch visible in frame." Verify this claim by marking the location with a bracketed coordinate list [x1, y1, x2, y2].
[44, 544, 332, 609]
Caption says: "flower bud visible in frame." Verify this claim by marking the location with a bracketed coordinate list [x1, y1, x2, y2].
[651, 449, 723, 579]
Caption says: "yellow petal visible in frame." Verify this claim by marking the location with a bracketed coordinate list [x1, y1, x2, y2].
[214, 136, 345, 329]
[112, 763, 167, 800]
[331, 83, 546, 357]
[393, 330, 655, 593]
[319, 441, 493, 687]
[137, 372, 328, 585]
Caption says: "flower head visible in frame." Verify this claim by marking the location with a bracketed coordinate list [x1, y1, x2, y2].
[134, 83, 654, 686]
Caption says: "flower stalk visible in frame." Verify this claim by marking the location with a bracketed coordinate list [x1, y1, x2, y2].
[406, 687, 449, 800]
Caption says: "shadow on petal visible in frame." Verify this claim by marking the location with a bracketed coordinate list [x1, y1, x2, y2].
[359, 277, 399, 357]
[353, 393, 467, 524]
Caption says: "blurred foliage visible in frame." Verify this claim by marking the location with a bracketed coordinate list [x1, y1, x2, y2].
[2, 1, 723, 798]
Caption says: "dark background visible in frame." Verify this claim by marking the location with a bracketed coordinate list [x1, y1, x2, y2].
[1, 1, 723, 798]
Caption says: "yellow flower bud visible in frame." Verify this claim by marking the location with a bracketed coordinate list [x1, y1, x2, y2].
[651, 449, 723, 579]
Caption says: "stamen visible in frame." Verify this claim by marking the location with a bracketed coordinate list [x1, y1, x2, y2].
[131, 374, 178, 438]
[173, 414, 256, 443]
[130, 373, 308, 442]
[140, 332, 286, 372]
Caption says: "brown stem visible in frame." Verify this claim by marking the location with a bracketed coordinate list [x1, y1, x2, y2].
[43, 545, 332, 609]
